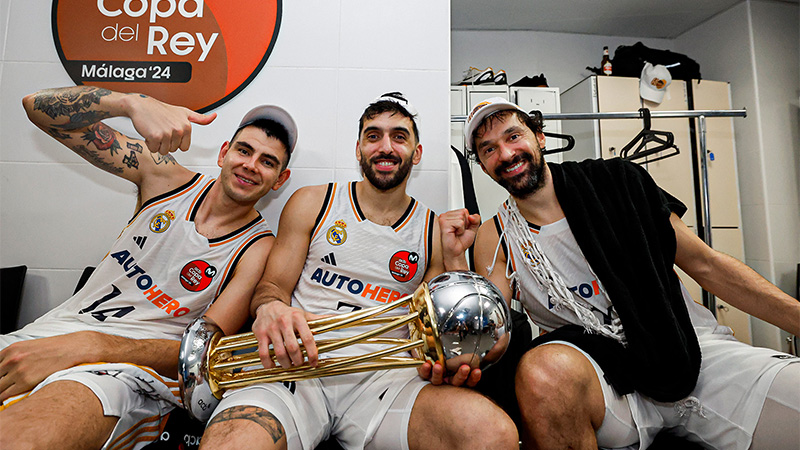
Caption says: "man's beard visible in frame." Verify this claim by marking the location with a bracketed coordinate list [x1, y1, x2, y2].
[494, 151, 545, 198]
[360, 152, 413, 191]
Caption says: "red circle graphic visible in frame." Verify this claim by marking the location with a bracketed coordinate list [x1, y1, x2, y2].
[389, 251, 419, 283]
[180, 259, 216, 292]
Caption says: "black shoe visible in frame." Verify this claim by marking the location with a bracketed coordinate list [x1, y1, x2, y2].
[511, 73, 548, 87]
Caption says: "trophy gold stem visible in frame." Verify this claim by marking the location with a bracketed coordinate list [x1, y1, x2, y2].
[212, 313, 420, 372]
[217, 340, 424, 389]
[204, 292, 432, 398]
[214, 294, 414, 353]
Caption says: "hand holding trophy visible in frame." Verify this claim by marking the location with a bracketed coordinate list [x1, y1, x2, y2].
[178, 271, 512, 421]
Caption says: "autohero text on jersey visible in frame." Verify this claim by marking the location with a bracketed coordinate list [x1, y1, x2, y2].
[110, 250, 191, 317]
[309, 267, 406, 304]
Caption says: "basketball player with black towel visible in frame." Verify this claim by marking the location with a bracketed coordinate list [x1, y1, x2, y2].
[446, 97, 800, 449]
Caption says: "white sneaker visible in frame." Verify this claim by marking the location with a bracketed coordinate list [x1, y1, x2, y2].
[459, 67, 494, 85]
[493, 70, 508, 85]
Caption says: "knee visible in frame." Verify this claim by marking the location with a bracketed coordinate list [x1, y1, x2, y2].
[484, 408, 520, 449]
[415, 386, 518, 450]
[456, 393, 519, 449]
[515, 345, 597, 411]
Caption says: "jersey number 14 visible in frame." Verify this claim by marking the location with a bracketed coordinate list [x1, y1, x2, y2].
[79, 284, 135, 321]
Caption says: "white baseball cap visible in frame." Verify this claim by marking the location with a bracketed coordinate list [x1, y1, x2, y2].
[463, 97, 526, 151]
[237, 105, 298, 153]
[639, 62, 672, 104]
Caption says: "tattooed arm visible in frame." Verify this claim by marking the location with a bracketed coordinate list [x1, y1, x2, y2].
[22, 86, 215, 201]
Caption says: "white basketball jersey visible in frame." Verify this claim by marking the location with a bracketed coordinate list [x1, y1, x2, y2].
[495, 204, 718, 334]
[16, 173, 273, 341]
[292, 182, 435, 358]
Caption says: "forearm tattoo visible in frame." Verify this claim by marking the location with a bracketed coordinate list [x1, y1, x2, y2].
[45, 127, 71, 140]
[72, 144, 123, 175]
[149, 152, 177, 165]
[206, 405, 285, 444]
[81, 122, 122, 156]
[127, 142, 143, 153]
[33, 87, 112, 122]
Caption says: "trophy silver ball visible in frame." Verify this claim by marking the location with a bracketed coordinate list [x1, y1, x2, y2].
[425, 271, 512, 373]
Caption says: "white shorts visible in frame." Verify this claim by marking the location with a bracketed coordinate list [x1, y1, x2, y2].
[2, 362, 180, 450]
[212, 368, 428, 450]
[546, 330, 800, 450]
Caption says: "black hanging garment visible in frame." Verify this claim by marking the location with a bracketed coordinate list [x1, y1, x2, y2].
[611, 42, 702, 80]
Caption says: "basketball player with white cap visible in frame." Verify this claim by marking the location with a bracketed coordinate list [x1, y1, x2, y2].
[199, 92, 518, 450]
[0, 86, 295, 449]
[443, 97, 800, 449]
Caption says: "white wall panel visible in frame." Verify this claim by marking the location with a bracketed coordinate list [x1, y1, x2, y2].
[6, 0, 59, 63]
[266, 0, 342, 69]
[0, 1, 10, 61]
[407, 169, 448, 215]
[0, 62, 75, 164]
[749, 0, 800, 292]
[340, 0, 449, 71]
[0, 163, 134, 270]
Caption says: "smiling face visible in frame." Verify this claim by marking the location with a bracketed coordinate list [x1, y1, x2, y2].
[217, 125, 291, 205]
[356, 111, 422, 191]
[474, 111, 547, 198]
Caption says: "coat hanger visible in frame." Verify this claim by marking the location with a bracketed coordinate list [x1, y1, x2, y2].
[528, 110, 575, 155]
[619, 108, 680, 163]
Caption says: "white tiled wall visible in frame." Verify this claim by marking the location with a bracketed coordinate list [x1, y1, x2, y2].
[0, 1, 451, 327]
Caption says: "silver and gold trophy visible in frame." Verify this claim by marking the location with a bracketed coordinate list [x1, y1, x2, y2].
[178, 271, 511, 421]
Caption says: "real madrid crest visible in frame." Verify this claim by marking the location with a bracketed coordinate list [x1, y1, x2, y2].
[150, 210, 176, 233]
[326, 220, 347, 246]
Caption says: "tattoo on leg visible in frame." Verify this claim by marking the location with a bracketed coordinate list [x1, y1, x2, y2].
[33, 87, 112, 120]
[207, 405, 285, 444]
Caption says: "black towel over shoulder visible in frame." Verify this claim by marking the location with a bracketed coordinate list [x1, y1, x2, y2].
[544, 158, 700, 402]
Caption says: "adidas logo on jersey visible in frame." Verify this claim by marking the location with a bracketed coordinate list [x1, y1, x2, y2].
[133, 236, 147, 249]
[321, 253, 337, 265]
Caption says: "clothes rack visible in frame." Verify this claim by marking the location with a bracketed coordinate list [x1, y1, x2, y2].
[451, 108, 748, 316]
